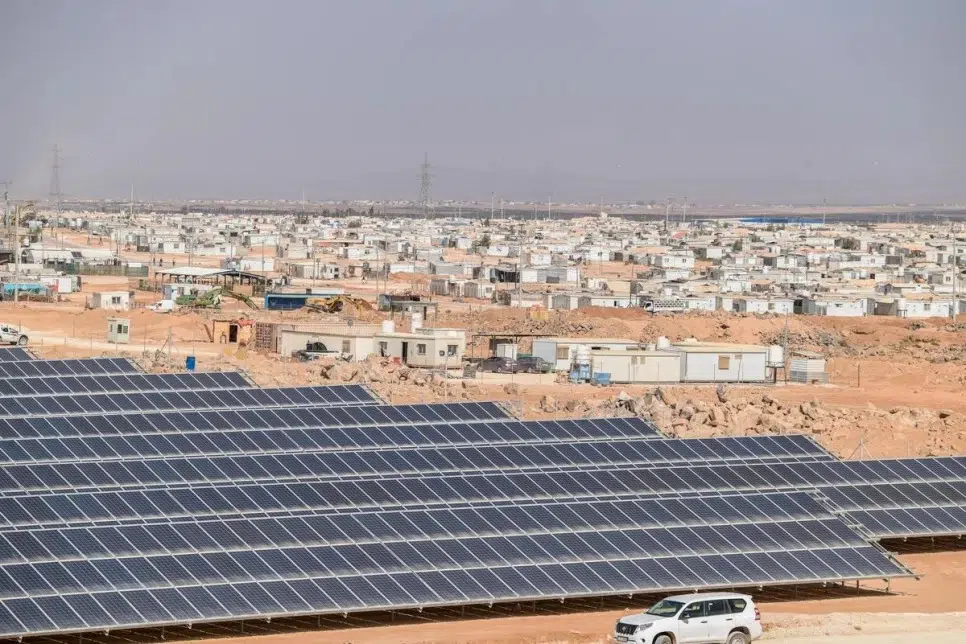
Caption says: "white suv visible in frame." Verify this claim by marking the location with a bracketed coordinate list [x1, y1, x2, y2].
[614, 592, 763, 644]
[0, 325, 27, 346]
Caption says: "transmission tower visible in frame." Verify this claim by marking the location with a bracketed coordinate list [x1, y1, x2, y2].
[49, 144, 63, 215]
[419, 152, 432, 217]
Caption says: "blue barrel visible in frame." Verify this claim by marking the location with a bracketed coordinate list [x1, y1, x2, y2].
[185, 356, 196, 371]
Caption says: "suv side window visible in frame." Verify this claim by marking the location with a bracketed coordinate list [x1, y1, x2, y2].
[679, 603, 704, 620]
[728, 598, 747, 613]
[705, 599, 730, 616]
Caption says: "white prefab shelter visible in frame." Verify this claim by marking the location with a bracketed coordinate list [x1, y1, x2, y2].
[670, 341, 769, 383]
[107, 318, 130, 344]
[590, 350, 681, 384]
[91, 291, 131, 311]
[532, 337, 641, 372]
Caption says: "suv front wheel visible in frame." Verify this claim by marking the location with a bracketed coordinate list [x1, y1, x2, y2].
[16, 336, 27, 346]
[653, 635, 673, 644]
[726, 631, 749, 644]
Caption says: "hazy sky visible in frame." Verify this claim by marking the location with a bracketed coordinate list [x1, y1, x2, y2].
[2, 0, 964, 203]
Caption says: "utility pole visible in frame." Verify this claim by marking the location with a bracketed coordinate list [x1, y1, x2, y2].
[547, 196, 551, 221]
[682, 196, 688, 225]
[952, 223, 958, 320]
[13, 204, 23, 304]
[490, 192, 494, 222]
[1, 181, 10, 230]
[49, 145, 63, 216]
[419, 153, 432, 218]
[664, 198, 672, 232]
[822, 197, 827, 227]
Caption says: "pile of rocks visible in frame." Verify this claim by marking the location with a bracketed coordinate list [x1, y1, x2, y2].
[603, 384, 963, 456]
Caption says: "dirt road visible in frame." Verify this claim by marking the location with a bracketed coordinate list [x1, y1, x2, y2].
[776, 634, 964, 644]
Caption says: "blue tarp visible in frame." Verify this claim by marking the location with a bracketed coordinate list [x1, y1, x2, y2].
[1, 283, 48, 295]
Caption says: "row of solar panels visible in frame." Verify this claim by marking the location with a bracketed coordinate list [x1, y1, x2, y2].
[0, 434, 828, 494]
[0, 491, 881, 565]
[0, 358, 138, 380]
[0, 385, 378, 419]
[0, 454, 961, 533]
[0, 400, 508, 442]
[0, 490, 910, 637]
[0, 348, 34, 362]
[0, 371, 253, 397]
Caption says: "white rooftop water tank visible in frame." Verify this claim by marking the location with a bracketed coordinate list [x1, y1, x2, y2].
[767, 344, 785, 366]
[656, 336, 672, 350]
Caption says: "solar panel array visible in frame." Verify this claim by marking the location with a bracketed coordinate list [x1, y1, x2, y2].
[0, 355, 957, 639]
[0, 348, 34, 362]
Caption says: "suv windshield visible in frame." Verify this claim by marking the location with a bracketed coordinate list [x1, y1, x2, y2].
[645, 600, 684, 617]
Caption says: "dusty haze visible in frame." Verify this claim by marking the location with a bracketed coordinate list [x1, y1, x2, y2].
[2, 0, 965, 202]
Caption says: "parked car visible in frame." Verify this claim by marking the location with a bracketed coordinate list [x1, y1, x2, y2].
[613, 592, 762, 644]
[0, 324, 28, 346]
[477, 357, 517, 373]
[294, 342, 339, 362]
[515, 356, 551, 373]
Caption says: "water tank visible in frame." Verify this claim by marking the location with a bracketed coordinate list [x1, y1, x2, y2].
[575, 345, 591, 366]
[381, 320, 395, 334]
[656, 336, 671, 350]
[767, 344, 785, 366]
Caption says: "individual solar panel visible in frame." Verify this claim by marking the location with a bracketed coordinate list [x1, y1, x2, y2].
[0, 358, 139, 380]
[0, 348, 34, 362]
[0, 434, 833, 494]
[0, 385, 381, 419]
[0, 491, 911, 637]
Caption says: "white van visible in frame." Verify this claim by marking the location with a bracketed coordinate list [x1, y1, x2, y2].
[148, 299, 175, 313]
[614, 592, 762, 644]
